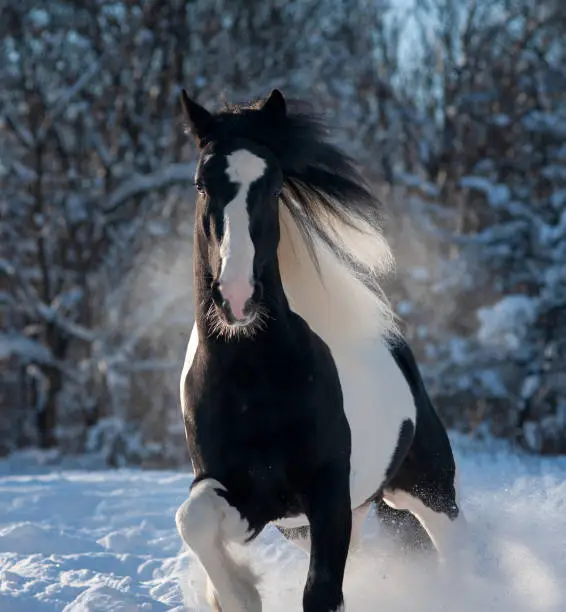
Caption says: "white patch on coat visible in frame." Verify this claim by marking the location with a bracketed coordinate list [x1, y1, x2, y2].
[176, 478, 261, 612]
[180, 324, 198, 417]
[179, 324, 199, 470]
[219, 150, 267, 320]
[180, 324, 199, 402]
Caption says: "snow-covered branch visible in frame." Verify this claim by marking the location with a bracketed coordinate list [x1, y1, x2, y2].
[1, 258, 97, 343]
[37, 54, 107, 142]
[102, 162, 197, 215]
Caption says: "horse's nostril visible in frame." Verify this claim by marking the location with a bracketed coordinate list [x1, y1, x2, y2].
[254, 281, 263, 298]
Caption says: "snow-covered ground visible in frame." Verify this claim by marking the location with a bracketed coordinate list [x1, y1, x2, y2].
[1, 435, 565, 611]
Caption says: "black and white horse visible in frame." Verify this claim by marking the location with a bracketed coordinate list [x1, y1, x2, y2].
[176, 89, 467, 611]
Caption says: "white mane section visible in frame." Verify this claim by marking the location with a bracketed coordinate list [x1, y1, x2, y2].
[277, 202, 410, 517]
[278, 204, 398, 352]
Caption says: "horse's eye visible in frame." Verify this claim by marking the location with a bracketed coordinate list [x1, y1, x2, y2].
[195, 181, 206, 195]
[273, 188, 281, 197]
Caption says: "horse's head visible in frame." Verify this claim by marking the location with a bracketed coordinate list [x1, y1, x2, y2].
[182, 89, 287, 329]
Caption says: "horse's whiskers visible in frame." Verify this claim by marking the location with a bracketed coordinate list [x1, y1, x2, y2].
[205, 301, 270, 341]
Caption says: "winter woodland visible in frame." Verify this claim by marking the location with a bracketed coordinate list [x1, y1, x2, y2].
[1, 0, 566, 465]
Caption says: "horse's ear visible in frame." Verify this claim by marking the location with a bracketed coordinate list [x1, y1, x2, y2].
[261, 89, 286, 119]
[180, 90, 214, 147]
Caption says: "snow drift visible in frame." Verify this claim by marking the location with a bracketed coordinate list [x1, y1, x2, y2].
[0, 436, 565, 611]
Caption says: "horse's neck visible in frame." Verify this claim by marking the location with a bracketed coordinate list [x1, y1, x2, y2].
[192, 235, 214, 335]
[258, 261, 290, 315]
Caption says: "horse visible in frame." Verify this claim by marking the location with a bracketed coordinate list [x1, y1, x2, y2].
[175, 88, 467, 611]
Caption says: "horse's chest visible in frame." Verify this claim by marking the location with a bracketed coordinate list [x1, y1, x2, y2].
[183, 338, 328, 478]
[187, 373, 327, 525]
[208, 396, 299, 453]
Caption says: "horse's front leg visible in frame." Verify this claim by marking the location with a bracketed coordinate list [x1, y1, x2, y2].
[176, 478, 262, 612]
[303, 463, 351, 612]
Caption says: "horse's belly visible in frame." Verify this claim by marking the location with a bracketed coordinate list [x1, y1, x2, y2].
[274, 339, 416, 530]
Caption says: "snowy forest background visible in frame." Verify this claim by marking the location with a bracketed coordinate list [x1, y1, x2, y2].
[1, 0, 565, 466]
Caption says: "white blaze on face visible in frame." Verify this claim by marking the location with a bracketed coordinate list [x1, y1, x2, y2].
[219, 149, 267, 320]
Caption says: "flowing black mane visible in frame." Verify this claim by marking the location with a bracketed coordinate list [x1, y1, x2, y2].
[185, 93, 386, 277]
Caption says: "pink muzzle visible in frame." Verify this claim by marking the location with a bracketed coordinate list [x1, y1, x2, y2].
[219, 281, 254, 320]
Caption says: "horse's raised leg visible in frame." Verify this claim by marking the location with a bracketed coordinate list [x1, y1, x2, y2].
[176, 478, 262, 612]
[382, 449, 468, 563]
[303, 463, 351, 612]
[374, 499, 434, 554]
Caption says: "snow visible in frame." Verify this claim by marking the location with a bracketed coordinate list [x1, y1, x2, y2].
[459, 176, 511, 207]
[1, 438, 566, 611]
[0, 333, 52, 364]
[477, 295, 539, 351]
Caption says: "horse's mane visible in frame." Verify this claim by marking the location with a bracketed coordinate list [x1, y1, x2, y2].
[195, 95, 399, 345]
